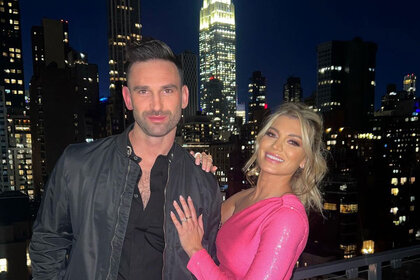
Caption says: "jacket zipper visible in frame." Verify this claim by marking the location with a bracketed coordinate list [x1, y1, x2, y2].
[161, 153, 172, 279]
[106, 157, 132, 280]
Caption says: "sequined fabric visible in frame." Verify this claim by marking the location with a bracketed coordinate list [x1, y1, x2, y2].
[187, 194, 309, 279]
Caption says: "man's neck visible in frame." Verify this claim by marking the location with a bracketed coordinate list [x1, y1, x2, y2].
[128, 126, 175, 168]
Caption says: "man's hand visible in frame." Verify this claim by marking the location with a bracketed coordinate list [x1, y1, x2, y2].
[190, 151, 218, 173]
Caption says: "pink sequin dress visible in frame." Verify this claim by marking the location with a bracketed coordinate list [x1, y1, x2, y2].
[187, 194, 309, 279]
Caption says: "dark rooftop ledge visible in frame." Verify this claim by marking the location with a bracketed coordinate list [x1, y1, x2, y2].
[292, 245, 420, 279]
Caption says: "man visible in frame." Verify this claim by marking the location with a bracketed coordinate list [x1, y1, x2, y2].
[29, 39, 222, 279]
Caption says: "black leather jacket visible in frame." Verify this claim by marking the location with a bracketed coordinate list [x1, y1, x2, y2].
[29, 126, 222, 279]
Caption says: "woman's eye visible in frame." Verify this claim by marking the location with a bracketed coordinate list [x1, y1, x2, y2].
[289, 140, 300, 147]
[265, 131, 275, 137]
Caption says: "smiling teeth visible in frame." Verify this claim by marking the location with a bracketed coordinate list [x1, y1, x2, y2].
[266, 154, 284, 162]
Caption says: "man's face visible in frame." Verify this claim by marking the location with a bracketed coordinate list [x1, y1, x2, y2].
[123, 59, 188, 138]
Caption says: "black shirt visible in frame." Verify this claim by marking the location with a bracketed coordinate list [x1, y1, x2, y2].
[117, 146, 169, 280]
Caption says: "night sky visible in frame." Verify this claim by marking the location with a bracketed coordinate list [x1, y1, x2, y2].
[20, 0, 420, 110]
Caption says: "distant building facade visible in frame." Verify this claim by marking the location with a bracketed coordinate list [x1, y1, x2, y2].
[316, 38, 377, 130]
[283, 76, 302, 103]
[30, 19, 100, 195]
[0, 0, 33, 195]
[177, 51, 199, 120]
[199, 0, 237, 140]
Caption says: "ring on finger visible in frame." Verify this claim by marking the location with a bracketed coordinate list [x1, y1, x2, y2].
[186, 216, 192, 220]
[181, 218, 187, 222]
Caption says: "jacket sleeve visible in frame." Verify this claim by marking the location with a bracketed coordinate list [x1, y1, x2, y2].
[201, 175, 222, 264]
[187, 208, 308, 280]
[29, 148, 74, 280]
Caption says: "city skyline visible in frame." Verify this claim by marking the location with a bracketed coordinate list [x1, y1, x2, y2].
[20, 0, 420, 110]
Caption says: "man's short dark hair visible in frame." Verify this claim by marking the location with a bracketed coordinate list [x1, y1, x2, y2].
[125, 39, 184, 85]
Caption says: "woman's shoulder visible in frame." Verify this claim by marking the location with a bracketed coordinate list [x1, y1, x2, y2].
[265, 194, 308, 228]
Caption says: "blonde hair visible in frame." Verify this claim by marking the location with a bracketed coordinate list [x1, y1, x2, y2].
[243, 102, 327, 213]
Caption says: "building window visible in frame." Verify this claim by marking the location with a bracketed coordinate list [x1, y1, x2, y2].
[0, 258, 7, 272]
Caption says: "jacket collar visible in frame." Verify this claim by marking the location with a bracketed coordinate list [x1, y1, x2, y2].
[116, 123, 180, 163]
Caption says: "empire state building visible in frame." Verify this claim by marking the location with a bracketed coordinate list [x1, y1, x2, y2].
[199, 0, 237, 141]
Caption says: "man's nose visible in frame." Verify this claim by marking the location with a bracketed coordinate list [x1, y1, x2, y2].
[151, 93, 163, 111]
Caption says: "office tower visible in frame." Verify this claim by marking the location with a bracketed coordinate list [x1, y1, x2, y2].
[0, 0, 33, 195]
[199, 0, 237, 140]
[181, 113, 212, 143]
[403, 74, 416, 96]
[177, 51, 198, 120]
[0, 0, 25, 115]
[316, 38, 377, 130]
[283, 76, 302, 103]
[248, 71, 267, 123]
[241, 71, 269, 161]
[107, 0, 141, 135]
[201, 76, 227, 140]
[108, 0, 141, 90]
[0, 87, 9, 192]
[30, 19, 100, 195]
[372, 100, 419, 247]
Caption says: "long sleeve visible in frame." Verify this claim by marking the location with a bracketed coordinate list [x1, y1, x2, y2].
[29, 149, 74, 280]
[187, 207, 308, 280]
[201, 176, 223, 263]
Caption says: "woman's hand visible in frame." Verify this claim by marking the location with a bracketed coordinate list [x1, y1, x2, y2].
[170, 195, 204, 258]
[190, 151, 218, 173]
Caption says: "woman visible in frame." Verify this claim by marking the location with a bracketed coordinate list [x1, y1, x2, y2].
[171, 102, 327, 279]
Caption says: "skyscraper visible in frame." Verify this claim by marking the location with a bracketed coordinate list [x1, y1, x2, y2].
[283, 76, 302, 103]
[403, 74, 416, 96]
[199, 0, 236, 140]
[0, 0, 25, 115]
[177, 51, 198, 120]
[247, 71, 267, 123]
[0, 0, 33, 196]
[30, 19, 100, 195]
[108, 0, 141, 90]
[316, 38, 377, 130]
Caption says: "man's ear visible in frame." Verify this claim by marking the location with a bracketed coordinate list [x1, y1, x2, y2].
[181, 85, 189, 109]
[122, 86, 133, 110]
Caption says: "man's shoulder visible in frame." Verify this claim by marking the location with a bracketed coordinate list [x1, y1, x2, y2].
[64, 134, 120, 160]
[172, 144, 218, 184]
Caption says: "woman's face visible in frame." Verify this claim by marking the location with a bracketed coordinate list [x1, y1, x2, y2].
[257, 115, 307, 178]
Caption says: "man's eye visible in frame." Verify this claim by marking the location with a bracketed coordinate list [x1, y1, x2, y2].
[163, 88, 173, 94]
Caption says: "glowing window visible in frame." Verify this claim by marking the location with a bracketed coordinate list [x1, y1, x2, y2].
[0, 258, 7, 272]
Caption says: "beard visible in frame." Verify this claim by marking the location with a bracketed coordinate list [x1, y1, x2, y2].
[133, 107, 182, 138]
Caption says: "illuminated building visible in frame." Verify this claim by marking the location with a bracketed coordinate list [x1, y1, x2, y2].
[316, 38, 377, 130]
[0, 0, 33, 196]
[199, 0, 237, 140]
[248, 71, 267, 123]
[181, 113, 212, 143]
[30, 19, 100, 195]
[283, 76, 302, 103]
[403, 74, 416, 96]
[0, 87, 9, 191]
[242, 71, 269, 161]
[202, 76, 228, 140]
[372, 99, 419, 246]
[0, 0, 25, 116]
[107, 0, 141, 90]
[106, 0, 141, 135]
